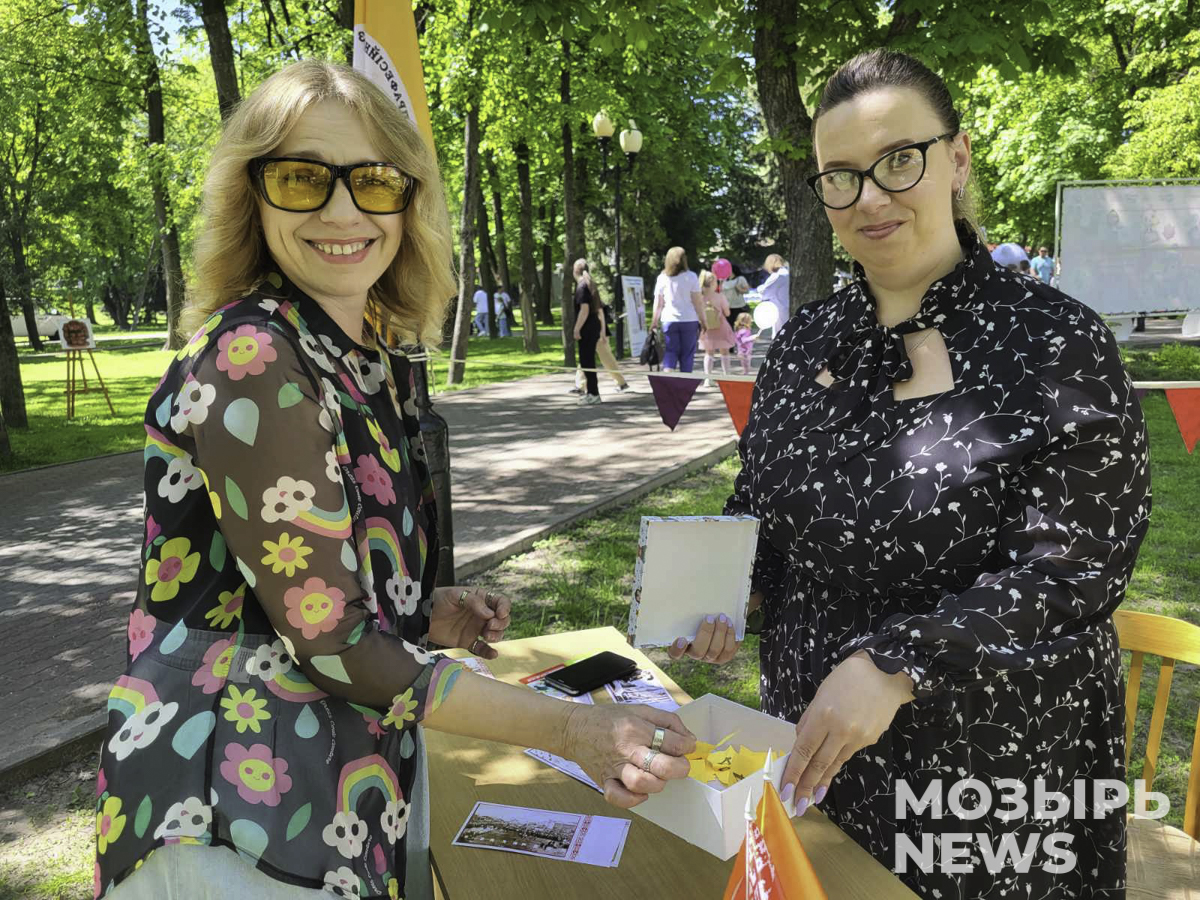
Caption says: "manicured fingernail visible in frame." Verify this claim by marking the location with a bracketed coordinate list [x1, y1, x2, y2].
[813, 785, 827, 805]
[780, 783, 794, 804]
[673, 638, 687, 649]
[796, 797, 809, 816]
[705, 615, 716, 624]
[718, 614, 729, 624]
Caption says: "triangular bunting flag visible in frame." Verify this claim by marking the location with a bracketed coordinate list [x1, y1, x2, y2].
[723, 780, 828, 900]
[1165, 388, 1200, 453]
[718, 380, 755, 436]
[648, 375, 700, 431]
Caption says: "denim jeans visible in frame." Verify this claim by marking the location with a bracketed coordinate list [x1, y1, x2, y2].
[662, 320, 700, 372]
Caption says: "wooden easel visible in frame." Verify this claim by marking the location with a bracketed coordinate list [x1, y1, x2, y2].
[65, 348, 115, 419]
[62, 298, 115, 419]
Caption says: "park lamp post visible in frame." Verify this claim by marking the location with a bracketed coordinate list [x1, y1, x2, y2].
[592, 112, 642, 359]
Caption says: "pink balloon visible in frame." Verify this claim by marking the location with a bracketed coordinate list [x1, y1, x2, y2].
[712, 258, 732, 280]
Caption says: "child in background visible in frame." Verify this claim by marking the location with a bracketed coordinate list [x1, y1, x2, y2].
[697, 270, 735, 386]
[733, 312, 755, 375]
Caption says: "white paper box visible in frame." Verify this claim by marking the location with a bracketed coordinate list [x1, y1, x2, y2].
[630, 693, 796, 860]
[628, 516, 758, 649]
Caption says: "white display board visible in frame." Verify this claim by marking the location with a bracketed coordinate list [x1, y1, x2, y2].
[621, 275, 647, 358]
[1056, 180, 1200, 317]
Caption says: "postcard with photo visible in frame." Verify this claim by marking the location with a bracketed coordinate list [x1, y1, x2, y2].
[452, 801, 630, 868]
[603, 668, 679, 711]
[461, 657, 496, 678]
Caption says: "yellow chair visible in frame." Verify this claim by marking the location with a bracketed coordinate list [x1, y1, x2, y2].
[1113, 608, 1200, 898]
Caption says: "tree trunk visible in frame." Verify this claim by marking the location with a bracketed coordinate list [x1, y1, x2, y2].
[514, 142, 541, 352]
[538, 203, 555, 326]
[137, 0, 188, 350]
[446, 104, 480, 386]
[559, 38, 581, 367]
[195, 0, 241, 120]
[0, 269, 28, 429]
[476, 182, 498, 338]
[753, 0, 831, 314]
[9, 234, 42, 352]
[0, 406, 9, 459]
[485, 151, 512, 294]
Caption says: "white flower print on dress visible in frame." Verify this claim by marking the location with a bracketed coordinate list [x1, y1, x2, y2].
[260, 476, 315, 523]
[107, 701, 179, 760]
[386, 573, 420, 616]
[321, 811, 368, 859]
[400, 639, 431, 665]
[323, 865, 361, 897]
[325, 449, 342, 483]
[245, 639, 293, 681]
[380, 798, 409, 843]
[346, 352, 386, 395]
[169, 378, 217, 433]
[153, 797, 212, 840]
[319, 333, 343, 358]
[158, 454, 204, 503]
[299, 332, 336, 373]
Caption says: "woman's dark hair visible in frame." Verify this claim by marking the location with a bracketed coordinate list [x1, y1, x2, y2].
[811, 49, 979, 232]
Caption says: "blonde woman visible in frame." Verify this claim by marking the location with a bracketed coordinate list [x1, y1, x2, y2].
[97, 61, 694, 900]
[725, 274, 751, 330]
[697, 270, 735, 385]
[650, 246, 704, 372]
[758, 253, 790, 338]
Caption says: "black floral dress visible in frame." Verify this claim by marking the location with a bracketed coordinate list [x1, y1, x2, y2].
[94, 271, 464, 900]
[725, 227, 1150, 899]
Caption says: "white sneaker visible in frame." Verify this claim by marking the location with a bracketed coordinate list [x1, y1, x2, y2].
[577, 394, 602, 406]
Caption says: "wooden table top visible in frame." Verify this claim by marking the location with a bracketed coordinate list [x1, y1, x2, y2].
[426, 626, 920, 899]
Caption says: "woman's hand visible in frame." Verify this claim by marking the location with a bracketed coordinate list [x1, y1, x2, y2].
[779, 651, 914, 815]
[428, 587, 512, 659]
[666, 614, 741, 664]
[562, 703, 695, 808]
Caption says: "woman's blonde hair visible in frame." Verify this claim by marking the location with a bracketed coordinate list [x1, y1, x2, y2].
[663, 246, 689, 277]
[182, 60, 455, 347]
[698, 270, 717, 292]
[763, 253, 786, 273]
[572, 258, 599, 303]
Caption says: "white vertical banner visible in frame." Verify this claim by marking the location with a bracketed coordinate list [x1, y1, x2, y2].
[622, 275, 647, 357]
[353, 0, 435, 151]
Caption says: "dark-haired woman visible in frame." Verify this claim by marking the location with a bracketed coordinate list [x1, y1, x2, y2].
[677, 49, 1150, 898]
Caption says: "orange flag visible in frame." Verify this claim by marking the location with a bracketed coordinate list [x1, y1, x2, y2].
[718, 380, 755, 436]
[1165, 388, 1200, 453]
[723, 781, 828, 900]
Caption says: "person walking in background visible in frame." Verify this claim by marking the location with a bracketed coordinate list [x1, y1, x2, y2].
[570, 265, 630, 395]
[572, 258, 604, 405]
[472, 284, 489, 335]
[1031, 245, 1055, 283]
[493, 287, 512, 337]
[650, 246, 704, 373]
[698, 270, 735, 386]
[725, 274, 751, 330]
[733, 311, 755, 375]
[758, 253, 790, 338]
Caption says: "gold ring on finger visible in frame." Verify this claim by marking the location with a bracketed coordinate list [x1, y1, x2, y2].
[650, 728, 665, 752]
[641, 749, 659, 773]
[458, 590, 469, 609]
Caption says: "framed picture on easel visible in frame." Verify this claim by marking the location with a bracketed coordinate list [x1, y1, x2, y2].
[59, 317, 114, 418]
[58, 318, 96, 350]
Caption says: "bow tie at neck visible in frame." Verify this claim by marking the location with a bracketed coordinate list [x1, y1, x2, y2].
[822, 222, 989, 388]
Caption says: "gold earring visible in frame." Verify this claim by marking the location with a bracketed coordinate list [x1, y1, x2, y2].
[956, 183, 966, 201]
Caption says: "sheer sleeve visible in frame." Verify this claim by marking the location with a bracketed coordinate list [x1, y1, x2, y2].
[841, 314, 1151, 696]
[187, 319, 462, 722]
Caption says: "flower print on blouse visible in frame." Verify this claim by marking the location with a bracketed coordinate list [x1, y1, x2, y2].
[726, 225, 1151, 900]
[94, 271, 464, 900]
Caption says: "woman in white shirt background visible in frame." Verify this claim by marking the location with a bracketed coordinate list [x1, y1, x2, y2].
[650, 246, 706, 372]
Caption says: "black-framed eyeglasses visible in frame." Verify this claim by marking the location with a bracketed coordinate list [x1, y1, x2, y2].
[807, 132, 959, 210]
[250, 157, 417, 214]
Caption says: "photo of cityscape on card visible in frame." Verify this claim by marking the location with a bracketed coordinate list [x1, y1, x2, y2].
[456, 803, 581, 858]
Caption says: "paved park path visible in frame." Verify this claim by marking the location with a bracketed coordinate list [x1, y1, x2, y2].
[0, 360, 741, 776]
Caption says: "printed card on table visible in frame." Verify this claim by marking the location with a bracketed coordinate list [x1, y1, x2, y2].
[452, 801, 630, 868]
[603, 668, 679, 711]
[523, 748, 602, 793]
[628, 516, 759, 649]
